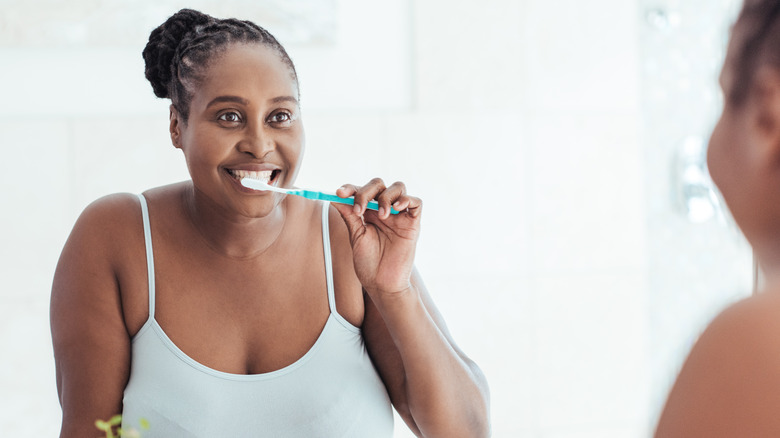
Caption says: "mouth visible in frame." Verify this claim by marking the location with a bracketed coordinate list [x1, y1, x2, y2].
[226, 168, 282, 186]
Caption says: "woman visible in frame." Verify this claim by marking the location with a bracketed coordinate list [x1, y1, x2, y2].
[50, 9, 490, 438]
[655, 0, 780, 436]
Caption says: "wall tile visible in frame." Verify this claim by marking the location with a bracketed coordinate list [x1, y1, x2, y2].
[414, 0, 527, 112]
[0, 48, 167, 117]
[0, 120, 72, 300]
[295, 112, 386, 189]
[531, 272, 649, 432]
[0, 120, 71, 240]
[382, 112, 530, 277]
[439, 274, 537, 435]
[0, 292, 60, 436]
[522, 0, 640, 112]
[527, 112, 646, 274]
[69, 116, 189, 213]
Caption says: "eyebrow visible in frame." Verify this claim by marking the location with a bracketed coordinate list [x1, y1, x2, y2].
[270, 95, 299, 106]
[206, 95, 249, 108]
[205, 95, 299, 108]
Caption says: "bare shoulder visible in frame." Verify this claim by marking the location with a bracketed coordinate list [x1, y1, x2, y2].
[52, 191, 147, 328]
[72, 182, 190, 249]
[58, 193, 147, 274]
[655, 292, 780, 437]
[74, 193, 144, 237]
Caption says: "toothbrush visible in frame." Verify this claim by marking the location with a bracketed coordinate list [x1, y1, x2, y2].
[240, 178, 400, 215]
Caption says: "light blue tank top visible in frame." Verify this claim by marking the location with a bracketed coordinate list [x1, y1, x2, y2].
[122, 195, 394, 437]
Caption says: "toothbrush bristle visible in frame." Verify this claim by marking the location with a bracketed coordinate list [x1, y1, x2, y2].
[240, 177, 269, 190]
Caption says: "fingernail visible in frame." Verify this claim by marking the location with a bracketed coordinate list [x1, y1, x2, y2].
[338, 185, 347, 192]
[353, 204, 361, 214]
[379, 207, 386, 217]
[392, 202, 401, 209]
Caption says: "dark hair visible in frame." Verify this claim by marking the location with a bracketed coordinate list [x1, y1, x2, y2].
[730, 0, 780, 104]
[142, 8, 298, 122]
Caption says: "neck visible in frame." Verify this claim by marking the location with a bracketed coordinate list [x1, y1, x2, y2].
[753, 242, 780, 292]
[759, 265, 780, 292]
[182, 184, 288, 259]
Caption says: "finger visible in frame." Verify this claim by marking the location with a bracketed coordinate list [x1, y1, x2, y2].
[336, 184, 359, 198]
[361, 209, 393, 233]
[392, 196, 422, 218]
[331, 202, 366, 244]
[376, 181, 406, 219]
[353, 178, 386, 215]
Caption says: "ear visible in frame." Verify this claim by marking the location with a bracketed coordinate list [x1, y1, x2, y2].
[749, 67, 780, 159]
[169, 105, 183, 149]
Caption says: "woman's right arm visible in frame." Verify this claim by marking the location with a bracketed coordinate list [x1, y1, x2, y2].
[51, 194, 137, 437]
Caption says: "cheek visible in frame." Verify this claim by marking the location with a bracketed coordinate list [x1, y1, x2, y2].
[284, 128, 305, 167]
[706, 121, 725, 186]
[180, 131, 226, 176]
[706, 114, 738, 193]
[296, 139, 305, 164]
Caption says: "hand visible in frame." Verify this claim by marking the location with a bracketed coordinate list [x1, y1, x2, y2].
[332, 178, 422, 297]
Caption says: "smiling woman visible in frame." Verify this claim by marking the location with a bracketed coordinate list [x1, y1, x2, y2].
[49, 8, 490, 438]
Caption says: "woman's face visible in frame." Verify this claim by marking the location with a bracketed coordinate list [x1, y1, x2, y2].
[173, 43, 304, 217]
[707, 26, 770, 245]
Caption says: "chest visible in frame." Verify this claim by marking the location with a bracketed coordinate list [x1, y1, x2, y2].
[122, 218, 338, 375]
[156, 250, 331, 374]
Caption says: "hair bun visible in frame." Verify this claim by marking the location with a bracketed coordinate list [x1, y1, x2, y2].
[143, 9, 213, 98]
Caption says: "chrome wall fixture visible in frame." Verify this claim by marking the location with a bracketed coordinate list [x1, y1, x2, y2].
[671, 135, 722, 224]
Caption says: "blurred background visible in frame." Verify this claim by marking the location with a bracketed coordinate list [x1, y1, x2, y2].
[0, 0, 754, 436]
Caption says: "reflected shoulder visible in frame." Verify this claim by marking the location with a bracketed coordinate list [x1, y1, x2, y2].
[655, 292, 780, 437]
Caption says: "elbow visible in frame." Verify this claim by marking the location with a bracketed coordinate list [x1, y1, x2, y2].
[459, 366, 491, 437]
[465, 395, 491, 438]
[416, 395, 492, 438]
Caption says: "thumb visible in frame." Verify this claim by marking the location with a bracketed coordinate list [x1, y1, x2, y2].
[331, 202, 366, 244]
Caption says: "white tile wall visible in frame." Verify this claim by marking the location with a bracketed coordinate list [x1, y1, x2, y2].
[414, 0, 528, 112]
[0, 120, 73, 305]
[526, 113, 645, 275]
[0, 293, 61, 436]
[69, 116, 188, 211]
[522, 0, 640, 112]
[531, 273, 648, 431]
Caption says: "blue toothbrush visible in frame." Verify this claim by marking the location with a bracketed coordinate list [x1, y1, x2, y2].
[240, 178, 400, 214]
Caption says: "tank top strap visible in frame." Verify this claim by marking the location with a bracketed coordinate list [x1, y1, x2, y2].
[137, 194, 156, 321]
[321, 201, 338, 315]
[321, 202, 361, 333]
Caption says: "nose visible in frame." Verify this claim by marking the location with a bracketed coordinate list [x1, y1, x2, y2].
[237, 119, 274, 159]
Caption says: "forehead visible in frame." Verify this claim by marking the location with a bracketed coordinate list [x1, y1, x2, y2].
[194, 43, 298, 103]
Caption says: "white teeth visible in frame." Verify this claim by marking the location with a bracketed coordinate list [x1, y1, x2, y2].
[231, 169, 273, 182]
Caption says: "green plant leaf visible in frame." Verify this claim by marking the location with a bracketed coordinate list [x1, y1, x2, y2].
[95, 420, 110, 431]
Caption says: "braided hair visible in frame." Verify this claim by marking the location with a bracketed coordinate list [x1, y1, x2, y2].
[729, 0, 780, 104]
[143, 9, 298, 122]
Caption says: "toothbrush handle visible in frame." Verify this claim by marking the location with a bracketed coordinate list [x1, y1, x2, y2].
[301, 190, 400, 214]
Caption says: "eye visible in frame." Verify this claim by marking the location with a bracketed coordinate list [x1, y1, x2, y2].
[218, 111, 243, 123]
[268, 111, 293, 125]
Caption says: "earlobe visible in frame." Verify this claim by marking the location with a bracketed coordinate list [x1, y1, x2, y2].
[169, 105, 182, 149]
